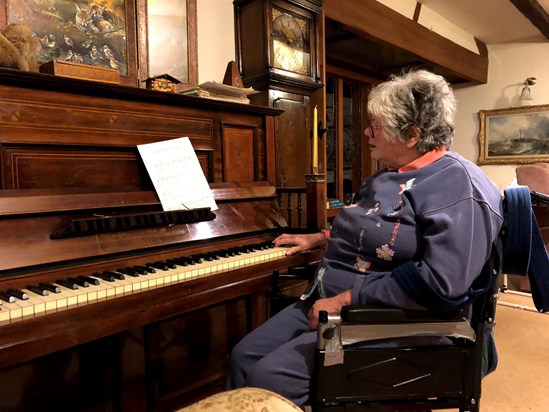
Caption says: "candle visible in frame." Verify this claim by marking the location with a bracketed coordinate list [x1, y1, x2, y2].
[312, 105, 318, 172]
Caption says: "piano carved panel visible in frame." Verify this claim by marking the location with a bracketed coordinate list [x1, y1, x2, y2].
[2, 144, 141, 189]
[222, 124, 259, 183]
[1, 143, 214, 189]
[0, 69, 324, 411]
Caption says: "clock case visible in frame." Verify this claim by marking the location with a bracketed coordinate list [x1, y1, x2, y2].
[234, 0, 323, 94]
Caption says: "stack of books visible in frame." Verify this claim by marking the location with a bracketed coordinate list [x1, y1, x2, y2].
[179, 81, 258, 104]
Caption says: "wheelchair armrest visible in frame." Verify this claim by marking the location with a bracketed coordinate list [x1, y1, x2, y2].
[341, 305, 466, 324]
[317, 306, 476, 360]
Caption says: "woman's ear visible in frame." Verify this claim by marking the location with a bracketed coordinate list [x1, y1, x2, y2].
[406, 126, 420, 148]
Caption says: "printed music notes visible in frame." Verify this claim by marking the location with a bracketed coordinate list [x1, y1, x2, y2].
[138, 137, 218, 211]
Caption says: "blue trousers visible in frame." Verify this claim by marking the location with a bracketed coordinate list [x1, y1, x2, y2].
[226, 298, 316, 406]
[226, 298, 458, 406]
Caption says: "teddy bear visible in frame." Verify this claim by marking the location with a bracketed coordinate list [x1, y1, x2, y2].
[0, 23, 41, 72]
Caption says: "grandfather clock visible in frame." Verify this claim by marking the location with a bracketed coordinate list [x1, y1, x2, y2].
[234, 0, 324, 190]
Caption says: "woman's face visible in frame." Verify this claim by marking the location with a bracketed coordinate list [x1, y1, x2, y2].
[365, 119, 415, 169]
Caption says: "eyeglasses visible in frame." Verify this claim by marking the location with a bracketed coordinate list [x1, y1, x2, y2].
[368, 124, 384, 136]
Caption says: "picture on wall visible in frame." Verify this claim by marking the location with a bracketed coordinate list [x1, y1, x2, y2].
[3, 0, 138, 86]
[478, 104, 549, 164]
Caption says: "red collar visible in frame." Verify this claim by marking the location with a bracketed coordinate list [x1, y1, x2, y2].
[398, 147, 448, 173]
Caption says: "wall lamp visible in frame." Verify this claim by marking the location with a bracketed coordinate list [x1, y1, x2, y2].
[520, 77, 537, 101]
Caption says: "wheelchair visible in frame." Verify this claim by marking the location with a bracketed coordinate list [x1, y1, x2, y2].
[270, 186, 549, 412]
[313, 240, 501, 412]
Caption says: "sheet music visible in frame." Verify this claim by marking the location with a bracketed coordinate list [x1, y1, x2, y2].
[137, 137, 218, 211]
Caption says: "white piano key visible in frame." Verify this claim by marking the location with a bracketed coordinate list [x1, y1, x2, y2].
[53, 284, 80, 307]
[21, 289, 46, 314]
[1, 300, 23, 320]
[0, 306, 10, 324]
[14, 298, 35, 318]
[1, 246, 290, 325]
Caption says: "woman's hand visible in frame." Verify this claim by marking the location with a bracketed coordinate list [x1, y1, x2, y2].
[308, 290, 352, 330]
[272, 232, 326, 255]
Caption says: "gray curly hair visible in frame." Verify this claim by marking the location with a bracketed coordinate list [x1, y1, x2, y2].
[367, 70, 456, 154]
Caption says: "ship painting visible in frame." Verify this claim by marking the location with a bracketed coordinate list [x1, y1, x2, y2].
[488, 128, 549, 157]
[484, 108, 549, 159]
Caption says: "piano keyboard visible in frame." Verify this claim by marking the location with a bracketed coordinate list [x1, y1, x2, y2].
[0, 242, 289, 324]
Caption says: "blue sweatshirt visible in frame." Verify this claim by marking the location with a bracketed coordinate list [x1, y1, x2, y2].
[320, 150, 504, 310]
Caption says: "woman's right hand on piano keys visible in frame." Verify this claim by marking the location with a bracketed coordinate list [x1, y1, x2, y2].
[272, 231, 328, 255]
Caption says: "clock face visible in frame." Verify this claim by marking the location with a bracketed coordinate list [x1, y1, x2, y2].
[272, 9, 310, 75]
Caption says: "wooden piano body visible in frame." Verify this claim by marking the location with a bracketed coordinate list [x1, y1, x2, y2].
[0, 69, 321, 411]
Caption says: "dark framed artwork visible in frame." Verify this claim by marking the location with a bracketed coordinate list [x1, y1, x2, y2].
[478, 104, 549, 165]
[136, 0, 197, 89]
[1, 0, 139, 87]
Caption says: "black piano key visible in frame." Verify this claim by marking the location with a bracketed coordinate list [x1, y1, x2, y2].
[27, 285, 49, 296]
[7, 289, 29, 300]
[196, 253, 214, 262]
[116, 268, 139, 277]
[146, 261, 171, 271]
[189, 255, 203, 264]
[204, 252, 218, 261]
[68, 277, 89, 287]
[78, 276, 100, 286]
[134, 265, 156, 274]
[104, 271, 125, 280]
[238, 245, 256, 253]
[56, 279, 79, 290]
[217, 249, 231, 258]
[166, 258, 188, 267]
[131, 266, 148, 275]
[0, 291, 15, 303]
[93, 272, 115, 282]
[39, 282, 61, 293]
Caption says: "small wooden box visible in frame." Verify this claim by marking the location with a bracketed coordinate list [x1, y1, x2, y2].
[39, 60, 120, 84]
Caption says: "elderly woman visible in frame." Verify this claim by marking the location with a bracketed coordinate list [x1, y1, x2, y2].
[226, 70, 503, 406]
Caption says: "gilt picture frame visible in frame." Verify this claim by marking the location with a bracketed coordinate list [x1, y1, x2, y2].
[136, 0, 197, 89]
[1, 0, 139, 87]
[478, 104, 549, 165]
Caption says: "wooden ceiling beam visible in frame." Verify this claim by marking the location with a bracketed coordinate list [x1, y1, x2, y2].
[324, 0, 488, 84]
[510, 0, 549, 39]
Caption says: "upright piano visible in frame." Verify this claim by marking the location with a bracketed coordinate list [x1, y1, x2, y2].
[0, 69, 321, 411]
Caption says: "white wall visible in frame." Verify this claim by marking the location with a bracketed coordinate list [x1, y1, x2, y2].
[197, 0, 235, 83]
[453, 42, 549, 190]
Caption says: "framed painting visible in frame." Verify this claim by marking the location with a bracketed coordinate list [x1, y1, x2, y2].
[1, 0, 139, 87]
[136, 0, 197, 89]
[478, 104, 549, 165]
